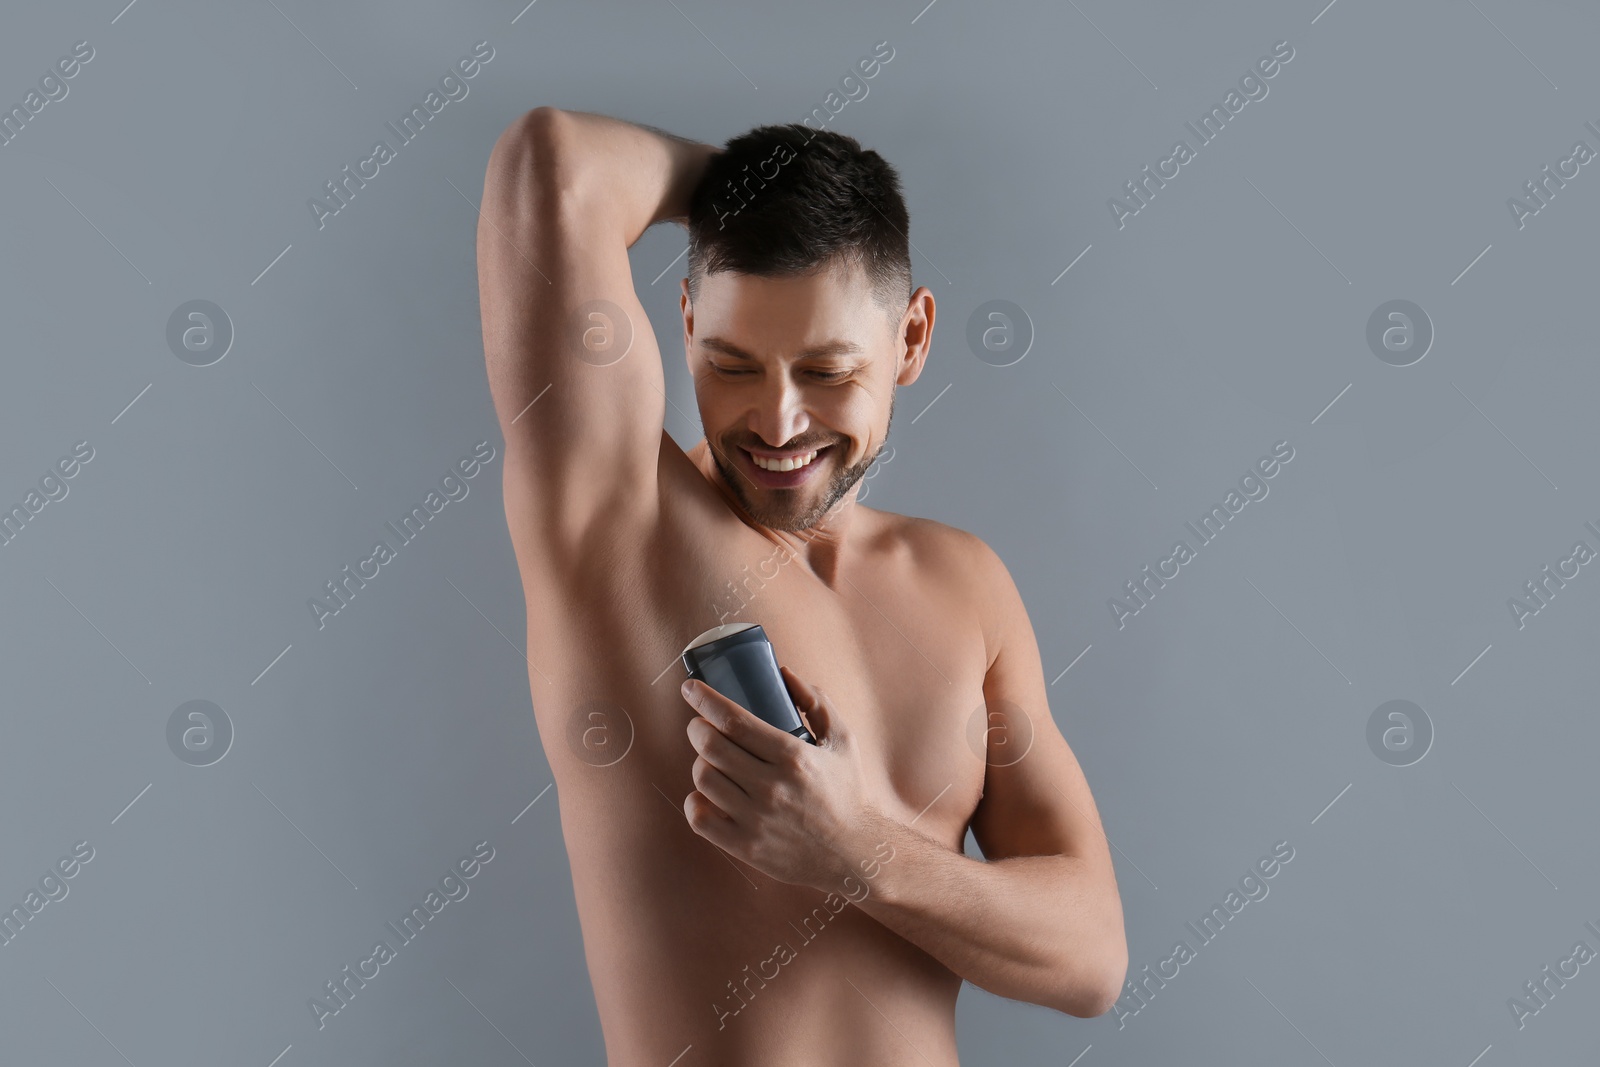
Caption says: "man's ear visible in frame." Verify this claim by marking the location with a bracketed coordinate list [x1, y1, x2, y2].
[895, 286, 935, 387]
[680, 277, 694, 369]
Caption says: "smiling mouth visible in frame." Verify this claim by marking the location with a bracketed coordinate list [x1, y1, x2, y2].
[748, 448, 824, 473]
[738, 444, 833, 487]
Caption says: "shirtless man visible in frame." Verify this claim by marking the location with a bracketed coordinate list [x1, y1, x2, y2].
[475, 106, 1127, 1066]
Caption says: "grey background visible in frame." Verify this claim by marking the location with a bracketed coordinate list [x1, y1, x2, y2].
[1, 0, 1596, 1064]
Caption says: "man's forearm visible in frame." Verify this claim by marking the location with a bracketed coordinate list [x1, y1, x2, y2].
[842, 809, 1126, 1017]
[509, 107, 718, 245]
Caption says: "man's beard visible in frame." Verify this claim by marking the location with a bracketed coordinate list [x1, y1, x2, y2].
[713, 394, 895, 533]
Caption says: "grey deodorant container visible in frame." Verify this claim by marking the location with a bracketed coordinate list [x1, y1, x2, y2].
[681, 622, 817, 745]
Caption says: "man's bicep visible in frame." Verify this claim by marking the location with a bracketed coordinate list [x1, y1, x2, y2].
[967, 543, 1114, 870]
[477, 108, 666, 547]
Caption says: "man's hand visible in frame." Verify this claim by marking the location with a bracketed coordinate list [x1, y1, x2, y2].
[679, 665, 890, 891]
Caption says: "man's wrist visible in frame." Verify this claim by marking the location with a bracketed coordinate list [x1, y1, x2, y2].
[815, 806, 903, 900]
[652, 139, 720, 228]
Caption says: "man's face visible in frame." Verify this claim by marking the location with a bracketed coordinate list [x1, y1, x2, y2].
[681, 259, 909, 533]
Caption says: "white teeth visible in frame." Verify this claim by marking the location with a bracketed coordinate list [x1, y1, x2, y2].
[752, 449, 818, 472]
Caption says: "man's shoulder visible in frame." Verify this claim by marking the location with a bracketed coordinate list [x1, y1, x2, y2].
[872, 510, 1021, 667]
[871, 510, 1008, 587]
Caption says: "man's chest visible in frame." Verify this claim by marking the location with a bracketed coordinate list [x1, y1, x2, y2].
[651, 532, 993, 848]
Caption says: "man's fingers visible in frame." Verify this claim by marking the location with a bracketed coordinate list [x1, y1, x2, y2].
[691, 754, 749, 815]
[688, 716, 766, 787]
[683, 789, 740, 850]
[682, 678, 803, 763]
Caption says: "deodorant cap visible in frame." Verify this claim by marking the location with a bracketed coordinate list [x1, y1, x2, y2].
[683, 621, 759, 654]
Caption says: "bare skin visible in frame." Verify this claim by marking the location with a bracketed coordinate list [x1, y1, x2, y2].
[476, 106, 1127, 1066]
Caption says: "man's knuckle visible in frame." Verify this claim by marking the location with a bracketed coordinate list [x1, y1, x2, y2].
[704, 729, 733, 761]
[775, 779, 799, 807]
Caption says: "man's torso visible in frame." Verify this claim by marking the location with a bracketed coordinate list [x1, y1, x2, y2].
[514, 436, 990, 1066]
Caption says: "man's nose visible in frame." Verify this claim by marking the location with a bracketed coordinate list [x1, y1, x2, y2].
[747, 374, 809, 446]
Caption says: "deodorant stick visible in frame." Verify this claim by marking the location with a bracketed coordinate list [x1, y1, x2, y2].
[680, 622, 817, 745]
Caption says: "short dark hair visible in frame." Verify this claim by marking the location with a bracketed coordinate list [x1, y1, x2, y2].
[686, 123, 912, 322]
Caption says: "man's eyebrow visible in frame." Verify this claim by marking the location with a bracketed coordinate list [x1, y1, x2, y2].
[700, 336, 865, 361]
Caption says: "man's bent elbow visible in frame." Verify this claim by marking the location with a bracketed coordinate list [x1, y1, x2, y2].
[1052, 946, 1128, 1018]
[487, 106, 581, 209]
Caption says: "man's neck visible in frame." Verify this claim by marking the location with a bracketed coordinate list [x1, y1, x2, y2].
[689, 438, 859, 587]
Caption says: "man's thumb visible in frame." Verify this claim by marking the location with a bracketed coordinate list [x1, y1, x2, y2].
[780, 665, 837, 743]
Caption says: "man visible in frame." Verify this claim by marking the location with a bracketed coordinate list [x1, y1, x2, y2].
[475, 106, 1126, 1066]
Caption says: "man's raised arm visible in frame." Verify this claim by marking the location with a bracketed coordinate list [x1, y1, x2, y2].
[476, 107, 718, 558]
